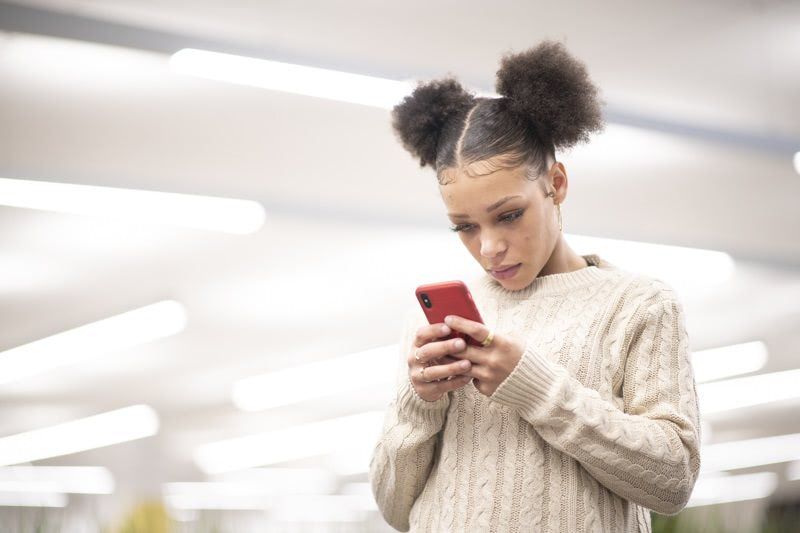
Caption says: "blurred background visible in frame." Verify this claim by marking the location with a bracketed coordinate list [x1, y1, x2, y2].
[1, 1, 799, 531]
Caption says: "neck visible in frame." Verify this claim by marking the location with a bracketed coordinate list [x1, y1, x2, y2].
[538, 235, 587, 277]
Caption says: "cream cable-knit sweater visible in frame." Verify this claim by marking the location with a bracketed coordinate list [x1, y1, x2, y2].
[369, 257, 701, 532]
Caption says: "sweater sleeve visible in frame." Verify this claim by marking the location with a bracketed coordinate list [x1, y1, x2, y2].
[489, 285, 701, 515]
[368, 314, 451, 531]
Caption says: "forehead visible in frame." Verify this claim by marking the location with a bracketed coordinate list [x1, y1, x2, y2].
[439, 165, 538, 212]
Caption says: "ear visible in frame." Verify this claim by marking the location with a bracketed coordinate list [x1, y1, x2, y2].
[549, 161, 569, 204]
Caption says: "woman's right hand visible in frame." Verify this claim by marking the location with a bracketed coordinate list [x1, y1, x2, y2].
[408, 323, 473, 402]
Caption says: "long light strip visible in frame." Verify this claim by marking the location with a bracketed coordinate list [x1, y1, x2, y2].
[270, 495, 377, 522]
[194, 411, 384, 475]
[566, 234, 734, 290]
[692, 341, 768, 383]
[788, 460, 800, 481]
[700, 432, 800, 473]
[327, 445, 375, 477]
[0, 405, 159, 466]
[794, 151, 800, 175]
[0, 177, 265, 234]
[232, 344, 396, 411]
[0, 300, 186, 386]
[0, 466, 114, 494]
[170, 49, 413, 109]
[698, 368, 800, 414]
[0, 492, 67, 508]
[687, 472, 778, 507]
[163, 469, 336, 510]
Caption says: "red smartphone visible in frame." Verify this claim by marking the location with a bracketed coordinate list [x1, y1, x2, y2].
[415, 280, 484, 346]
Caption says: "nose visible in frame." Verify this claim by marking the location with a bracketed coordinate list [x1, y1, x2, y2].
[480, 231, 507, 259]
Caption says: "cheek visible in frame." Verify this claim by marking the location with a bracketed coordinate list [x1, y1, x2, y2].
[459, 233, 489, 264]
[460, 233, 480, 256]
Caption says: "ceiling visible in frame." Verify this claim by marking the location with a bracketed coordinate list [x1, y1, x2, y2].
[0, 0, 799, 529]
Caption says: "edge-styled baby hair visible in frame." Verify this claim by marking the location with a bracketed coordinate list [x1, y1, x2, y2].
[392, 41, 604, 183]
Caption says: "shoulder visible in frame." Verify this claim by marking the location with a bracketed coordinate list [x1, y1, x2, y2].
[594, 257, 685, 320]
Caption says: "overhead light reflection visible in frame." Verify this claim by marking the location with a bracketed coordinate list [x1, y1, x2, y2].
[0, 492, 67, 508]
[701, 432, 800, 473]
[171, 49, 413, 109]
[194, 411, 383, 474]
[688, 471, 777, 507]
[0, 466, 114, 494]
[0, 300, 187, 385]
[566, 234, 734, 292]
[0, 177, 265, 234]
[232, 344, 396, 411]
[692, 341, 767, 383]
[0, 405, 159, 466]
[698, 368, 800, 414]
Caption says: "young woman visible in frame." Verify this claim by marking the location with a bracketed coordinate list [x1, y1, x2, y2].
[369, 42, 701, 532]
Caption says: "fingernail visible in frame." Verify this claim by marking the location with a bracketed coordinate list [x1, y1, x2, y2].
[444, 316, 453, 325]
[459, 360, 470, 370]
[441, 325, 450, 335]
[453, 338, 465, 349]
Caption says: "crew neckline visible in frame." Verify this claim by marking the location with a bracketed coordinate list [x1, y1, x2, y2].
[479, 254, 611, 298]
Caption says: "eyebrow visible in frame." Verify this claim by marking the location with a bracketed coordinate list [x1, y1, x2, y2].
[448, 195, 523, 219]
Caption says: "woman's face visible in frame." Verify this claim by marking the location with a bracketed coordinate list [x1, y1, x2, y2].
[439, 162, 565, 291]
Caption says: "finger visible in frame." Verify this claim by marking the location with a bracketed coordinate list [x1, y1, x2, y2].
[444, 315, 491, 345]
[413, 337, 467, 366]
[413, 323, 452, 348]
[462, 363, 491, 382]
[451, 345, 490, 366]
[415, 376, 472, 401]
[417, 358, 472, 383]
[421, 375, 473, 395]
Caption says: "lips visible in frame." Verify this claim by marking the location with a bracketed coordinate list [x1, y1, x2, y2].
[489, 263, 522, 280]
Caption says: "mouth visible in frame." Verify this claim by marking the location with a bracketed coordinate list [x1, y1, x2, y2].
[489, 263, 522, 280]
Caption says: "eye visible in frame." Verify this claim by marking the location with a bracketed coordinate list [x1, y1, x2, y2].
[499, 209, 524, 223]
[450, 223, 475, 233]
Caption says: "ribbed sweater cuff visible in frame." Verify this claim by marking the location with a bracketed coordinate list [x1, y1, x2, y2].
[396, 377, 450, 426]
[490, 344, 563, 420]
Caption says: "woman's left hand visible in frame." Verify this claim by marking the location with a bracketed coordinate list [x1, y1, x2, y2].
[444, 315, 525, 397]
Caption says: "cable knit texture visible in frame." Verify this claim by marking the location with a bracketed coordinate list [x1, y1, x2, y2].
[369, 256, 701, 532]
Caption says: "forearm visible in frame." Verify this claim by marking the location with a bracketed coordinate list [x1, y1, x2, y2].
[369, 379, 450, 531]
[490, 345, 700, 514]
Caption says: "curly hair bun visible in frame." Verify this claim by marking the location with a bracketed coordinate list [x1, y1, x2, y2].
[495, 41, 604, 149]
[392, 79, 475, 168]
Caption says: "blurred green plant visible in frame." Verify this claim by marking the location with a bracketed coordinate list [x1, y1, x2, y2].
[115, 501, 172, 533]
[652, 506, 800, 533]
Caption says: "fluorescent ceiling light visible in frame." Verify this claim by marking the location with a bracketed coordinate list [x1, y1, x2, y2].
[233, 344, 397, 411]
[788, 460, 800, 481]
[692, 341, 768, 383]
[0, 466, 114, 494]
[701, 432, 800, 473]
[170, 49, 413, 109]
[0, 300, 187, 385]
[0, 492, 67, 507]
[194, 411, 384, 474]
[270, 495, 377, 523]
[565, 234, 734, 292]
[327, 446, 374, 477]
[794, 151, 800, 175]
[687, 471, 777, 507]
[0, 405, 159, 466]
[698, 368, 800, 414]
[0, 177, 265, 234]
[163, 469, 336, 510]
[341, 482, 372, 497]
